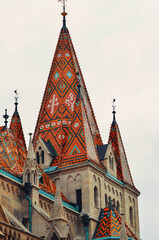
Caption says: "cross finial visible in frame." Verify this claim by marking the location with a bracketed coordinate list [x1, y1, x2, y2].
[58, 0, 67, 28]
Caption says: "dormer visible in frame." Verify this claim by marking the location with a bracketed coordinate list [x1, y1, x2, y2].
[98, 143, 117, 178]
[35, 137, 57, 169]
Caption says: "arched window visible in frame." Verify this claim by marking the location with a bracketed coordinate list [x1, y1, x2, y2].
[41, 150, 44, 164]
[129, 206, 133, 225]
[105, 194, 108, 207]
[51, 232, 59, 240]
[94, 186, 98, 207]
[36, 152, 40, 164]
[116, 201, 120, 213]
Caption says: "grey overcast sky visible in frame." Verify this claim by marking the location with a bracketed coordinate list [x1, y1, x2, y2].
[0, 0, 159, 239]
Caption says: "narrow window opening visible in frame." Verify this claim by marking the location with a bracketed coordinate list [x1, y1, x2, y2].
[41, 150, 44, 164]
[36, 152, 40, 164]
[130, 206, 133, 226]
[94, 186, 98, 207]
[76, 189, 82, 212]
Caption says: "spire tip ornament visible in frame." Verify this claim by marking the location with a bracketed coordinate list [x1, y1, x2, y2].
[14, 90, 19, 113]
[3, 109, 9, 129]
[58, 0, 67, 28]
[112, 99, 116, 124]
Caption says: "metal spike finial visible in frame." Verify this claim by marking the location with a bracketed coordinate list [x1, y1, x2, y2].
[14, 90, 19, 113]
[3, 109, 9, 128]
[112, 99, 116, 125]
[58, 0, 67, 28]
[112, 99, 116, 112]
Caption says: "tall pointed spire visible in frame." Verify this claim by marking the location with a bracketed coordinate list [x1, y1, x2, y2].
[10, 90, 27, 152]
[108, 103, 134, 187]
[33, 14, 102, 164]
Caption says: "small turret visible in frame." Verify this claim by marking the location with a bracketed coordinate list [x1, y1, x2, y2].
[10, 90, 27, 152]
[23, 133, 39, 187]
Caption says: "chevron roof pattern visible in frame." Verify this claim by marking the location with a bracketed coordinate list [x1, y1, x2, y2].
[10, 104, 27, 153]
[59, 92, 102, 168]
[108, 115, 134, 186]
[92, 207, 138, 240]
[33, 26, 102, 166]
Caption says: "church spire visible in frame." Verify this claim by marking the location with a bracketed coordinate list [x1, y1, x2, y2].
[33, 12, 102, 163]
[108, 102, 134, 187]
[10, 90, 27, 152]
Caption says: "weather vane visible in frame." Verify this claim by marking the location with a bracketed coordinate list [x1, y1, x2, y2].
[112, 99, 116, 112]
[58, 0, 67, 13]
[14, 90, 19, 103]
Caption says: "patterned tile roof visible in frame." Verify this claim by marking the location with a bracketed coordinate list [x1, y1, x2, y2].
[33, 26, 102, 166]
[0, 126, 69, 202]
[10, 103, 27, 153]
[92, 207, 138, 240]
[59, 92, 103, 168]
[108, 113, 134, 186]
[0, 127, 27, 175]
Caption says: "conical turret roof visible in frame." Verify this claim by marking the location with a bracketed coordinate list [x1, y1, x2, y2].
[10, 102, 27, 153]
[92, 207, 138, 240]
[33, 24, 102, 164]
[108, 111, 134, 187]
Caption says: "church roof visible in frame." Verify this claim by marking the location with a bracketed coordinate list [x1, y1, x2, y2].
[92, 207, 138, 240]
[108, 112, 134, 187]
[10, 102, 27, 153]
[0, 126, 27, 175]
[59, 89, 103, 168]
[33, 24, 102, 166]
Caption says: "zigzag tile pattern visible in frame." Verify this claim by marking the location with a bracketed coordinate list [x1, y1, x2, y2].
[10, 110, 27, 153]
[108, 121, 134, 186]
[33, 26, 102, 165]
[93, 207, 138, 240]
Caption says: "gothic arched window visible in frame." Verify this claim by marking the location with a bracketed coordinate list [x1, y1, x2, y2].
[51, 232, 59, 240]
[94, 186, 98, 207]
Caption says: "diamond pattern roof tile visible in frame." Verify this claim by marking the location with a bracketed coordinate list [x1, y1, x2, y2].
[33, 26, 102, 165]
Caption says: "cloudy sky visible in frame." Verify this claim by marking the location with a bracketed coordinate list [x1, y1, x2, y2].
[0, 0, 159, 239]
